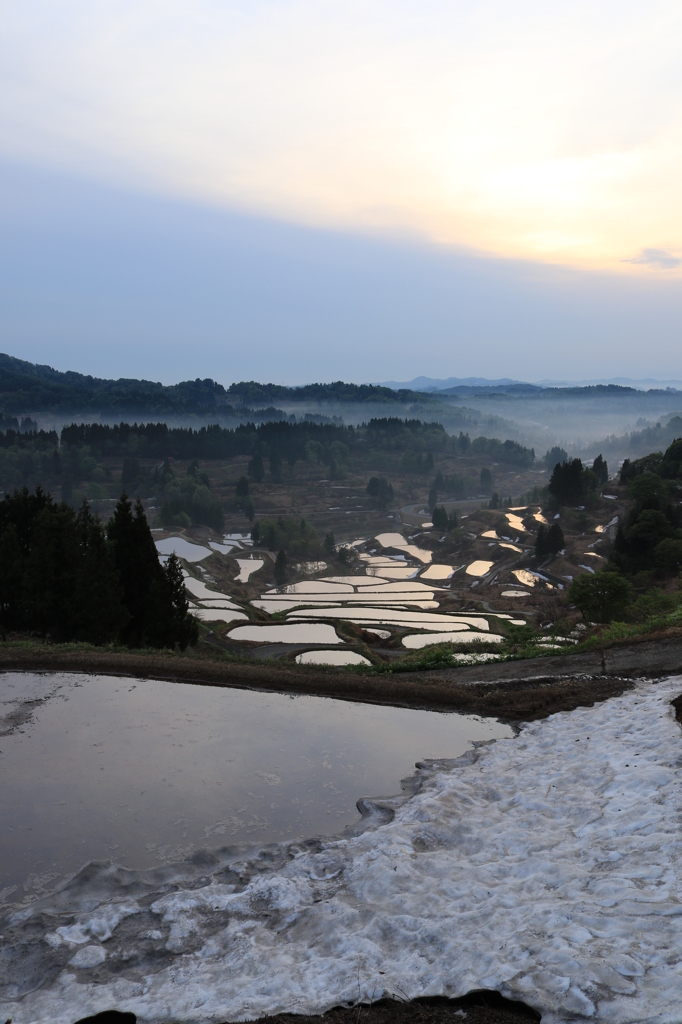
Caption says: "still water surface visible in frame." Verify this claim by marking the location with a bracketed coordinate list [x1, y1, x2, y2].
[0, 672, 512, 911]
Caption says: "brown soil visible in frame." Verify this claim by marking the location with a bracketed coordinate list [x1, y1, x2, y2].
[75, 995, 541, 1024]
[224, 994, 540, 1024]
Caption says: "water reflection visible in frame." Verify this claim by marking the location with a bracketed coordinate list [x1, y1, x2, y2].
[0, 672, 512, 911]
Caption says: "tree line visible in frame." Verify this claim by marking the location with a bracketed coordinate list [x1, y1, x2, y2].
[1, 415, 538, 495]
[568, 438, 682, 622]
[0, 488, 198, 648]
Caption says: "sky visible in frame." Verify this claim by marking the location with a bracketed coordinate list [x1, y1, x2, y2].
[1, 0, 681, 385]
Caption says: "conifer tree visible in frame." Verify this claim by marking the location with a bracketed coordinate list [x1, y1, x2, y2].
[74, 501, 127, 644]
[592, 454, 609, 486]
[547, 522, 565, 556]
[535, 525, 548, 559]
[107, 494, 168, 646]
[274, 549, 288, 586]
[163, 553, 199, 650]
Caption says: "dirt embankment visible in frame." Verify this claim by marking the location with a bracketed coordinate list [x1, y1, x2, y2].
[75, 992, 541, 1024]
[222, 994, 541, 1024]
[4, 636, 682, 720]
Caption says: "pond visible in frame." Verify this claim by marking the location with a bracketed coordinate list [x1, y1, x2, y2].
[0, 672, 512, 914]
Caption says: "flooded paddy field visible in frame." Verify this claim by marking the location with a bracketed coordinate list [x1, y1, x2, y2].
[0, 671, 511, 915]
[150, 497, 630, 664]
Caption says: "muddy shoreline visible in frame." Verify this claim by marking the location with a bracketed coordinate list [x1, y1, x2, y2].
[2, 635, 682, 721]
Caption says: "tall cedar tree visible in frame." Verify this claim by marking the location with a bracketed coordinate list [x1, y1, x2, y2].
[548, 458, 585, 505]
[107, 495, 162, 646]
[0, 487, 55, 633]
[73, 501, 128, 644]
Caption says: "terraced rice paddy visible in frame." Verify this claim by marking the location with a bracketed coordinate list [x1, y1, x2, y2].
[155, 536, 212, 562]
[374, 532, 432, 563]
[174, 528, 532, 655]
[295, 650, 371, 666]
[402, 631, 504, 649]
[209, 540, 235, 554]
[193, 607, 248, 622]
[228, 624, 343, 644]
[182, 572, 248, 623]
[419, 563, 457, 579]
[235, 557, 265, 582]
[465, 559, 494, 576]
[512, 568, 537, 587]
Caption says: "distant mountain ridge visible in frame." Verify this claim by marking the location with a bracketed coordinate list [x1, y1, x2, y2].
[379, 376, 522, 391]
[380, 375, 682, 393]
[0, 353, 426, 417]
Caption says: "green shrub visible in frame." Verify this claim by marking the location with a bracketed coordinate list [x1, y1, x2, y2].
[568, 571, 632, 623]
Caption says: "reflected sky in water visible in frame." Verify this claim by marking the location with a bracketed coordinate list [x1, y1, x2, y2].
[0, 672, 511, 910]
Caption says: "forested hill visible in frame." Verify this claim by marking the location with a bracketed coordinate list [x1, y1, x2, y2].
[0, 354, 422, 416]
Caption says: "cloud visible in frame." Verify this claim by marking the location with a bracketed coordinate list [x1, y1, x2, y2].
[2, 161, 682, 386]
[624, 248, 681, 269]
[2, 1, 682, 270]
